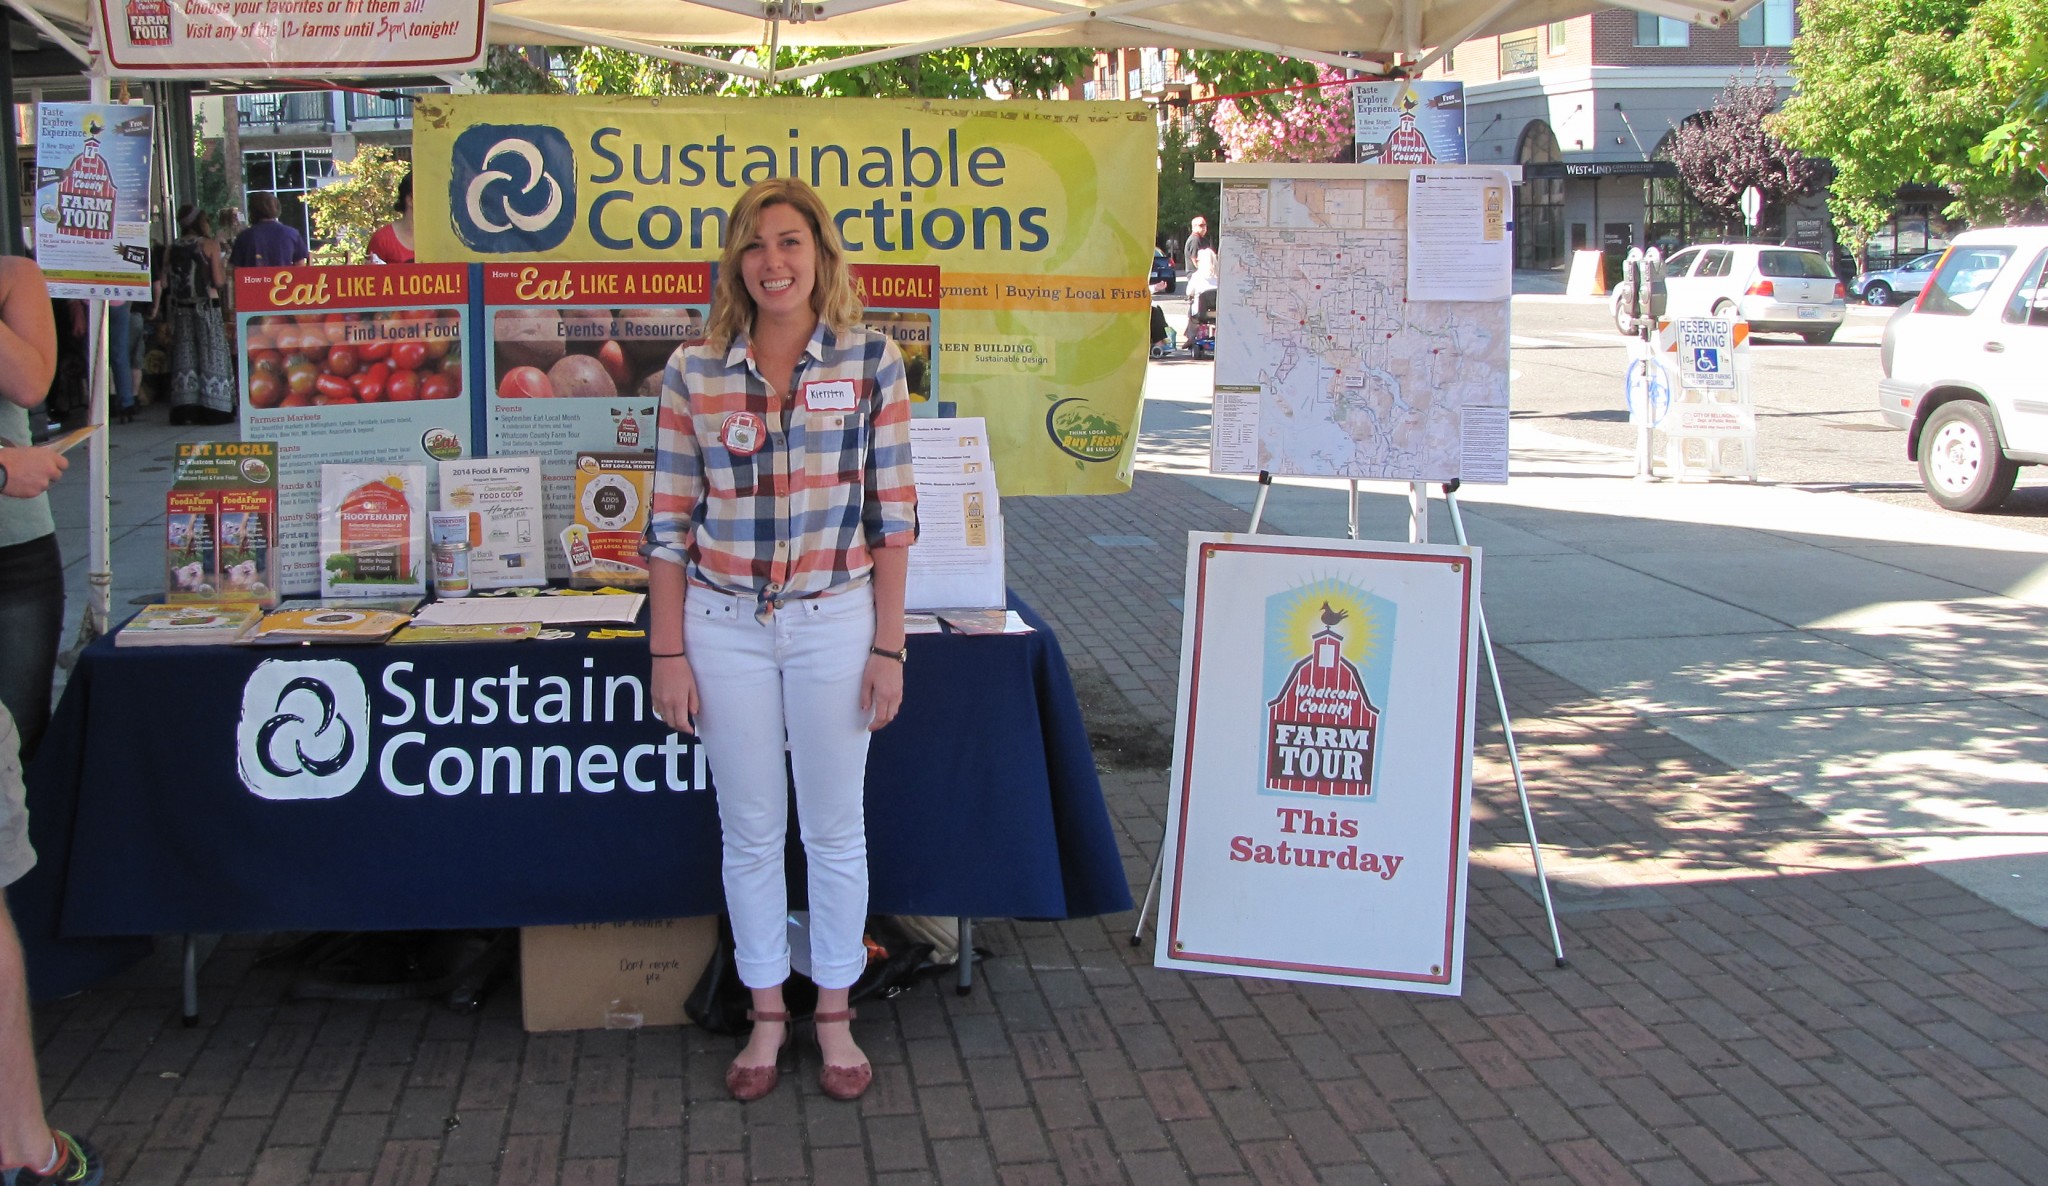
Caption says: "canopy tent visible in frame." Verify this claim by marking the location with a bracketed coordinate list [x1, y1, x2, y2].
[4, 0, 1755, 642]
[16, 0, 1757, 84]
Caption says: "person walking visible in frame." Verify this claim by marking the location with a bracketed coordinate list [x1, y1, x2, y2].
[645, 177, 917, 1105]
[164, 207, 235, 426]
[0, 252, 103, 1186]
[228, 194, 308, 270]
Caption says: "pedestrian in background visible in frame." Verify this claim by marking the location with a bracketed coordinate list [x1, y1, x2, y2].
[228, 193, 307, 270]
[368, 173, 416, 265]
[165, 206, 235, 427]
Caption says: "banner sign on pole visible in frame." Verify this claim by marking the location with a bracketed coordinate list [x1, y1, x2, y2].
[34, 103, 154, 300]
[1352, 81, 1466, 165]
[414, 95, 1157, 497]
[1156, 534, 1479, 994]
[97, 0, 486, 77]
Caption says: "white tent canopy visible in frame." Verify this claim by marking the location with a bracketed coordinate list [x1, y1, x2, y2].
[16, 0, 1757, 83]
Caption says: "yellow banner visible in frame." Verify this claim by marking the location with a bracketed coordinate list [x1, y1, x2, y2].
[414, 95, 1156, 495]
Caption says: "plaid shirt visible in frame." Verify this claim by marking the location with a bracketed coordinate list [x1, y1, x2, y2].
[646, 322, 918, 617]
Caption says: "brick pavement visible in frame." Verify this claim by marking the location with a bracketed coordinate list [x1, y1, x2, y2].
[25, 468, 2048, 1185]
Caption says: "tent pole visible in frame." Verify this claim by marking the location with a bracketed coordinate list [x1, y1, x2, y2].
[84, 68, 111, 643]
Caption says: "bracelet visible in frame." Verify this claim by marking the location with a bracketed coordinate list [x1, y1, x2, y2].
[870, 645, 906, 663]
[649, 651, 686, 659]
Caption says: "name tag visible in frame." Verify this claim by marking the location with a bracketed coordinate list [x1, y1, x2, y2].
[801, 379, 859, 412]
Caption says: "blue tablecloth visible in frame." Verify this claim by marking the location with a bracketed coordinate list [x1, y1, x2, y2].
[15, 596, 1130, 999]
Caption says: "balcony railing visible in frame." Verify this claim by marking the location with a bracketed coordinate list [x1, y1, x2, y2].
[1499, 36, 1539, 76]
[236, 91, 331, 132]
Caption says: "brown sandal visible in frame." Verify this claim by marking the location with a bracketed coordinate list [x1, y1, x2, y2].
[813, 1009, 873, 1101]
[725, 1010, 792, 1102]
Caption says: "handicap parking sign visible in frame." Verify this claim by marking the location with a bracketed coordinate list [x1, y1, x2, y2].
[1692, 347, 1721, 374]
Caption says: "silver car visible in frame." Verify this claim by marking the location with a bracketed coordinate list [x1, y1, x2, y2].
[1852, 251, 1943, 307]
[1613, 243, 1847, 344]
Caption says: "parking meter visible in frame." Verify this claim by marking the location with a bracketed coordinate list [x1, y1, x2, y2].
[1639, 246, 1667, 327]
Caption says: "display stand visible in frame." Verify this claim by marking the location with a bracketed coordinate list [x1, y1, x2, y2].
[1133, 478, 1569, 970]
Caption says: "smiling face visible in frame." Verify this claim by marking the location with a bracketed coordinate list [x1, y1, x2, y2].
[739, 202, 819, 331]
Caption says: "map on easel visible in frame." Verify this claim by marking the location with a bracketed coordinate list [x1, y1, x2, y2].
[1204, 165, 1512, 484]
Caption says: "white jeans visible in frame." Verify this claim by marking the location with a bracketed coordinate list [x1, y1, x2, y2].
[686, 582, 875, 991]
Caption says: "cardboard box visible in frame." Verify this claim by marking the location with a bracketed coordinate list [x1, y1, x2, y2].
[519, 916, 717, 1033]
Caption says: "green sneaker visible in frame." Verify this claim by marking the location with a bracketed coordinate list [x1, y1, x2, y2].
[13, 1131, 102, 1186]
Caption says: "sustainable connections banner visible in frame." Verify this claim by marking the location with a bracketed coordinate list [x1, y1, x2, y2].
[414, 96, 1157, 496]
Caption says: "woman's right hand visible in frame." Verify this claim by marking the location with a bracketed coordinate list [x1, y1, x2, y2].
[650, 654, 701, 734]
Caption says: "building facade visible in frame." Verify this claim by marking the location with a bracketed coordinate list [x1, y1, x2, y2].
[1420, 1, 1849, 272]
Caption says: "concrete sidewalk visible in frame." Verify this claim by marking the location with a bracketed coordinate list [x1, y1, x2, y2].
[20, 371, 2048, 1184]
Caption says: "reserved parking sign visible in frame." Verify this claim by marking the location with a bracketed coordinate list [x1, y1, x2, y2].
[1676, 317, 1737, 390]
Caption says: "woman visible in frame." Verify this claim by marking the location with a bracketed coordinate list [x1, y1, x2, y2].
[646, 177, 916, 1104]
[165, 206, 236, 426]
[368, 173, 415, 265]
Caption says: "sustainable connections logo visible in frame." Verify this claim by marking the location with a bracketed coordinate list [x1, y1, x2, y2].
[234, 657, 708, 801]
[451, 125, 578, 254]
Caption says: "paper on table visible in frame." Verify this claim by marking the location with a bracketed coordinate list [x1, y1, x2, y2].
[907, 418, 1006, 612]
[412, 593, 646, 627]
[1459, 406, 1510, 484]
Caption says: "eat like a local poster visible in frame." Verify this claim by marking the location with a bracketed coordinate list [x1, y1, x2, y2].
[34, 103, 155, 299]
[1156, 534, 1480, 994]
[236, 264, 474, 594]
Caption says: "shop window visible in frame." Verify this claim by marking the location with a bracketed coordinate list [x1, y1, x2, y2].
[1739, 0, 1794, 47]
[1635, 15, 1690, 46]
[1514, 121, 1564, 270]
[1547, 22, 1568, 53]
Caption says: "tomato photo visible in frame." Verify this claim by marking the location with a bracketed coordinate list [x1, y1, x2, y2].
[392, 341, 428, 371]
[325, 345, 358, 377]
[314, 373, 354, 403]
[285, 362, 318, 398]
[497, 366, 552, 399]
[386, 368, 418, 403]
[422, 372, 457, 401]
[247, 371, 281, 409]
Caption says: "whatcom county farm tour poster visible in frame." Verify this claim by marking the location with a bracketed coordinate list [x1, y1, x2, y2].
[414, 95, 1156, 496]
[98, 0, 485, 77]
[1156, 535, 1480, 995]
[35, 103, 155, 299]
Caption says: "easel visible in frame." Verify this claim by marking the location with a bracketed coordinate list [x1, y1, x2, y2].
[1132, 473, 1568, 969]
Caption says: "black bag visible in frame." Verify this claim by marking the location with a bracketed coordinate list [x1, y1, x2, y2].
[683, 915, 942, 1035]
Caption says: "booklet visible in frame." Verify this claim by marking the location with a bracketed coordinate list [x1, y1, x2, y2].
[115, 603, 265, 647]
[245, 607, 412, 646]
[319, 464, 428, 597]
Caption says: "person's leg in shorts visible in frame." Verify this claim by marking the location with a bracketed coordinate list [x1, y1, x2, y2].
[1, 702, 105, 1182]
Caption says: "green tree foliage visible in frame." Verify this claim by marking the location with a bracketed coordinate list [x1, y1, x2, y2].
[194, 135, 234, 225]
[472, 45, 564, 94]
[1972, 33, 2048, 190]
[301, 144, 410, 264]
[1776, 0, 2048, 235]
[549, 45, 1092, 100]
[1156, 112, 1222, 250]
[1178, 51, 1319, 116]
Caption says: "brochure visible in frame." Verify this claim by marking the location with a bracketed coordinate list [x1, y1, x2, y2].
[165, 442, 279, 606]
[566, 452, 653, 588]
[318, 463, 428, 597]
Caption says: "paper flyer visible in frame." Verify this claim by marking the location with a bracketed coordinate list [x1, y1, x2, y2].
[34, 103, 155, 300]
[237, 264, 474, 594]
[906, 418, 1005, 611]
[440, 456, 546, 589]
[482, 262, 710, 580]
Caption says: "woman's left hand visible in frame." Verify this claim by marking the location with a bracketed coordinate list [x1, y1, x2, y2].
[861, 655, 904, 731]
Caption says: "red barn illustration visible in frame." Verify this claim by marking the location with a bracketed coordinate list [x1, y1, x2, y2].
[1265, 603, 1380, 796]
[1382, 111, 1438, 166]
[337, 480, 416, 582]
[57, 135, 116, 241]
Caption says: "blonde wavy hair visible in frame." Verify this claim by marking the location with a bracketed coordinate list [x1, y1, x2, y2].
[706, 177, 863, 351]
